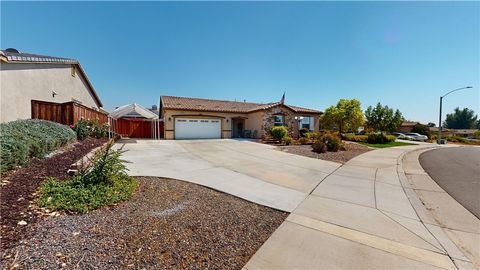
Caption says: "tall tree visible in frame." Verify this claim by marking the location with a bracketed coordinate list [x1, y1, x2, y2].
[365, 103, 404, 132]
[319, 99, 364, 133]
[443, 107, 478, 129]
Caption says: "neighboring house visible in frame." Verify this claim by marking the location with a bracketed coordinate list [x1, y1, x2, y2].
[160, 95, 322, 140]
[397, 121, 420, 133]
[0, 48, 104, 123]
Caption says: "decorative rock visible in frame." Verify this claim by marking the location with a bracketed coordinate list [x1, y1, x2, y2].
[17, 220, 27, 226]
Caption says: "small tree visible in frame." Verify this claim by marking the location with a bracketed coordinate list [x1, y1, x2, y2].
[319, 99, 364, 133]
[427, 122, 436, 127]
[443, 107, 478, 129]
[365, 103, 404, 132]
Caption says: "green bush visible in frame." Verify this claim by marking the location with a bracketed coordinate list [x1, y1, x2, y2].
[0, 119, 76, 172]
[446, 136, 467, 143]
[366, 133, 396, 144]
[37, 142, 137, 214]
[298, 137, 309, 145]
[343, 133, 368, 142]
[271, 126, 288, 141]
[73, 119, 109, 140]
[299, 128, 310, 138]
[320, 133, 342, 152]
[473, 130, 480, 139]
[91, 120, 109, 138]
[385, 135, 396, 143]
[282, 136, 293, 145]
[312, 140, 327, 153]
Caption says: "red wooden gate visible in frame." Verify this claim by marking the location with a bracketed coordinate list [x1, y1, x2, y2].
[115, 118, 163, 138]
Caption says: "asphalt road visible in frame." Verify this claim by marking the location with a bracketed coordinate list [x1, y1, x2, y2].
[419, 147, 480, 219]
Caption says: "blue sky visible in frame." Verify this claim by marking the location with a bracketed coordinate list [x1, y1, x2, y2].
[2, 1, 479, 124]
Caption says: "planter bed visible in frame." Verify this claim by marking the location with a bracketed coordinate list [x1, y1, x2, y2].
[0, 177, 288, 270]
[0, 137, 108, 251]
[278, 141, 371, 163]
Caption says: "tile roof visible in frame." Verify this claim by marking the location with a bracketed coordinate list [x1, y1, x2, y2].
[1, 48, 103, 107]
[0, 48, 77, 64]
[160, 96, 322, 114]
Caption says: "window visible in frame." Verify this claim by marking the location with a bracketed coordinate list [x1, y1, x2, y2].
[273, 115, 284, 126]
[301, 116, 313, 130]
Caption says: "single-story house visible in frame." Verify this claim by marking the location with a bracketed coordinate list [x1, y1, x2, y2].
[160, 95, 322, 140]
[0, 48, 104, 123]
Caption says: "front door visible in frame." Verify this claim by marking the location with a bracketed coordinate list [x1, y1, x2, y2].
[232, 118, 245, 138]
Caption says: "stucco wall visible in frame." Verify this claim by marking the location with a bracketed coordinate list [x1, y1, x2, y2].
[162, 110, 254, 139]
[0, 62, 100, 123]
[161, 108, 320, 140]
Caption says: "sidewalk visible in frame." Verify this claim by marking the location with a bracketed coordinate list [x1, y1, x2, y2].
[245, 144, 478, 270]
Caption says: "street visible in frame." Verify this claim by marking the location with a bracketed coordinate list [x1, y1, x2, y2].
[419, 146, 480, 219]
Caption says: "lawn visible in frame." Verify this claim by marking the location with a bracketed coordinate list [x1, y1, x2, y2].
[359, 141, 416, 148]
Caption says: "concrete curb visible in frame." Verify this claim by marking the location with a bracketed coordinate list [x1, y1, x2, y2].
[401, 148, 479, 269]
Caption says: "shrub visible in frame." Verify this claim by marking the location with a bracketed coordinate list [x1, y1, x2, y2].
[474, 130, 480, 139]
[385, 135, 396, 143]
[342, 133, 368, 143]
[73, 119, 109, 140]
[299, 128, 310, 138]
[312, 140, 327, 153]
[37, 142, 137, 214]
[282, 136, 293, 145]
[91, 120, 109, 138]
[446, 136, 467, 143]
[0, 119, 76, 172]
[271, 126, 288, 141]
[73, 119, 91, 140]
[320, 133, 342, 152]
[298, 137, 309, 145]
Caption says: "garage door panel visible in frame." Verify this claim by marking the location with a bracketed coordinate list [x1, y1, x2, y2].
[175, 118, 221, 139]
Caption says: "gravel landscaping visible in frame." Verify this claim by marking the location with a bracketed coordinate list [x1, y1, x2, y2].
[278, 141, 371, 163]
[0, 137, 108, 251]
[0, 177, 288, 270]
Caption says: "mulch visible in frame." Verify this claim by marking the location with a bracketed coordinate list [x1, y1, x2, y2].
[0, 177, 288, 270]
[0, 137, 108, 251]
[278, 141, 372, 163]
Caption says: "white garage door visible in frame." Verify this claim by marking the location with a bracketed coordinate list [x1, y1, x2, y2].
[175, 118, 221, 139]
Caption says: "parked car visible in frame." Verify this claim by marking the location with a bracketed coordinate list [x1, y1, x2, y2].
[404, 133, 428, 142]
[391, 132, 413, 140]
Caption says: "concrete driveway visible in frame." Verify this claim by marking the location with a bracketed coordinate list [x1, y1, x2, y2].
[117, 139, 340, 212]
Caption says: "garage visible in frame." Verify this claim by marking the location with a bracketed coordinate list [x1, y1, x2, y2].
[175, 118, 221, 139]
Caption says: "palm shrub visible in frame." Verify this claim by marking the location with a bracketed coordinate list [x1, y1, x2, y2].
[271, 126, 288, 141]
[37, 142, 137, 214]
[0, 119, 76, 172]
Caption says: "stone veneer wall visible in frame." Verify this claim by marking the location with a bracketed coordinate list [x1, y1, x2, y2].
[262, 106, 298, 138]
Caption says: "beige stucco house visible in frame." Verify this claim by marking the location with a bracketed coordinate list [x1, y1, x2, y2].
[0, 48, 103, 123]
[160, 95, 322, 140]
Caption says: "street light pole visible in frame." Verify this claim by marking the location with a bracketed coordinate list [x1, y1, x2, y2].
[438, 86, 473, 144]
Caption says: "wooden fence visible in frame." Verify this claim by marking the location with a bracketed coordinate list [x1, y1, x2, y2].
[31, 100, 108, 126]
[112, 118, 163, 139]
